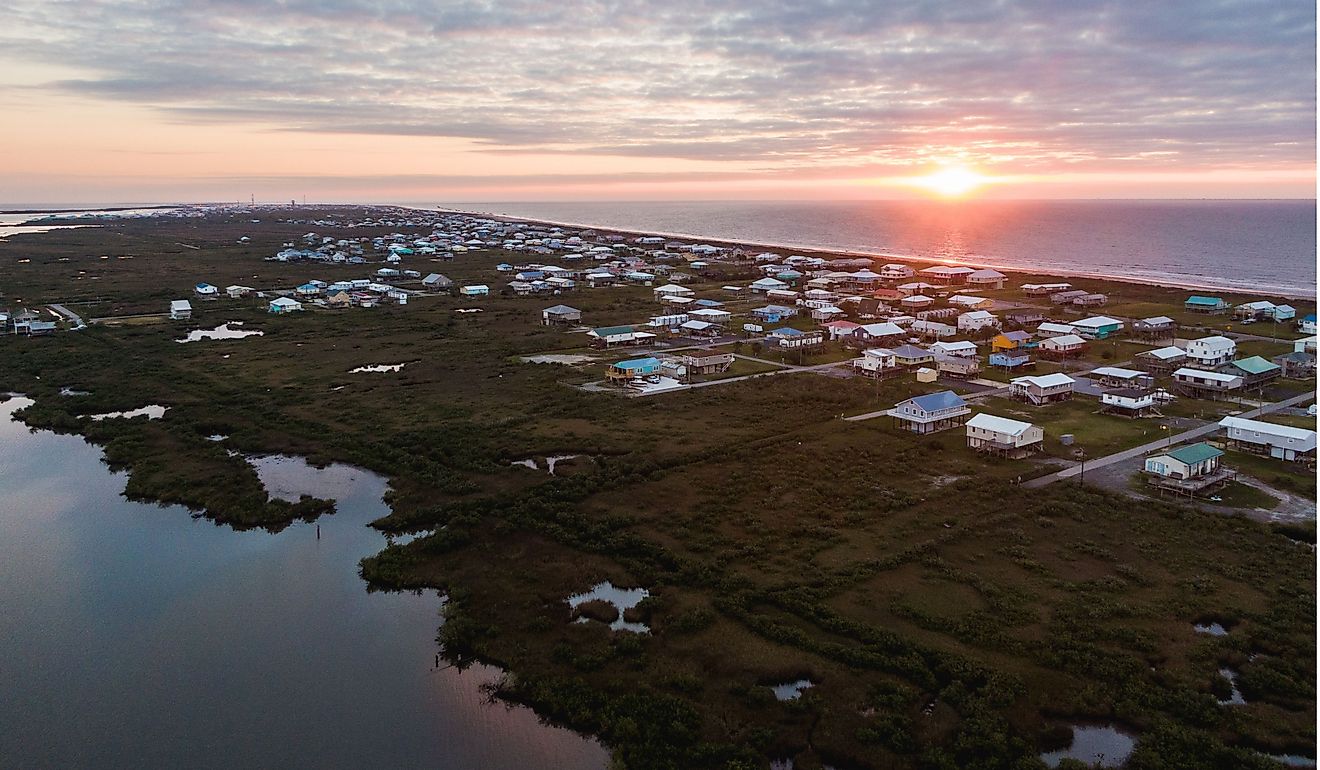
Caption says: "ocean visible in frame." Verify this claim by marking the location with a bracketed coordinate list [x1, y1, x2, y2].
[429, 200, 1317, 298]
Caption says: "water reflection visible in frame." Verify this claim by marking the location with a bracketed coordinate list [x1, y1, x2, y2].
[0, 397, 607, 769]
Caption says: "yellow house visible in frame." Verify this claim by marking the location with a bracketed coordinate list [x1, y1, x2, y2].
[991, 331, 1033, 352]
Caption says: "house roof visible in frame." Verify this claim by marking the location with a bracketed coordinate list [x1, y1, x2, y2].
[1072, 315, 1123, 328]
[1230, 356, 1281, 375]
[908, 390, 967, 412]
[967, 269, 1006, 279]
[1105, 387, 1153, 399]
[1012, 373, 1076, 388]
[1192, 335, 1235, 348]
[1142, 346, 1186, 360]
[614, 357, 660, 370]
[934, 340, 977, 351]
[1186, 295, 1224, 305]
[1173, 367, 1240, 382]
[858, 322, 904, 336]
[891, 344, 932, 358]
[948, 295, 990, 306]
[270, 297, 301, 306]
[591, 325, 634, 337]
[1090, 366, 1145, 379]
[1000, 331, 1032, 342]
[1037, 322, 1076, 333]
[543, 304, 580, 314]
[1139, 316, 1175, 325]
[770, 326, 804, 337]
[967, 412, 1033, 436]
[1219, 416, 1317, 441]
[1164, 442, 1224, 465]
[1044, 334, 1086, 347]
[170, 299, 191, 310]
[959, 310, 995, 320]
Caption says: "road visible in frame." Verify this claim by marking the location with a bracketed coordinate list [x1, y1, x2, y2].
[1023, 390, 1317, 488]
[628, 358, 848, 397]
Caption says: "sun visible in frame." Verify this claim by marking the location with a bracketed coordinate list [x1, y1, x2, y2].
[910, 165, 990, 198]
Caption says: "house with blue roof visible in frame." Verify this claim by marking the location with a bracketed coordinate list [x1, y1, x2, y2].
[751, 305, 797, 323]
[1299, 314, 1317, 335]
[886, 390, 971, 434]
[1185, 296, 1228, 314]
[606, 356, 663, 384]
[194, 282, 218, 297]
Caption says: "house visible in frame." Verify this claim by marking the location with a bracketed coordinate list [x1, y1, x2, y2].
[887, 391, 971, 434]
[852, 322, 905, 346]
[1296, 336, 1318, 354]
[653, 283, 695, 300]
[588, 325, 639, 347]
[966, 413, 1043, 458]
[542, 305, 582, 326]
[810, 305, 846, 322]
[1185, 295, 1229, 314]
[1100, 388, 1158, 417]
[326, 291, 353, 308]
[1144, 443, 1230, 495]
[900, 295, 935, 311]
[296, 282, 323, 297]
[1298, 314, 1317, 335]
[1038, 334, 1086, 358]
[606, 357, 663, 384]
[268, 297, 303, 314]
[23, 320, 56, 336]
[1071, 293, 1108, 307]
[1185, 336, 1236, 367]
[911, 319, 957, 339]
[934, 354, 980, 379]
[891, 344, 936, 368]
[1133, 316, 1176, 340]
[678, 320, 720, 337]
[930, 340, 978, 358]
[1235, 300, 1293, 322]
[851, 348, 901, 378]
[751, 304, 797, 323]
[1090, 366, 1155, 389]
[991, 331, 1033, 352]
[422, 273, 453, 289]
[1009, 373, 1076, 405]
[947, 295, 993, 310]
[1021, 282, 1072, 295]
[823, 320, 862, 340]
[1050, 289, 1090, 305]
[896, 281, 938, 296]
[225, 285, 254, 298]
[966, 269, 1007, 289]
[749, 277, 789, 293]
[989, 352, 1033, 370]
[677, 349, 734, 375]
[1218, 416, 1317, 462]
[957, 310, 999, 333]
[1172, 367, 1243, 397]
[1227, 356, 1282, 387]
[1036, 322, 1077, 338]
[1135, 345, 1188, 372]
[194, 282, 219, 297]
[459, 284, 490, 297]
[689, 308, 733, 325]
[919, 265, 975, 284]
[1070, 316, 1124, 339]
[1005, 311, 1045, 329]
[1274, 351, 1316, 379]
[169, 299, 192, 320]
[769, 327, 825, 350]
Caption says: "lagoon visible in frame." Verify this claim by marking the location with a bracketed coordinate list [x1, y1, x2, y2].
[0, 396, 607, 769]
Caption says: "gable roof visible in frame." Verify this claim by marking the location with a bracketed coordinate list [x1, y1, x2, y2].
[1230, 356, 1281, 375]
[1219, 416, 1317, 442]
[1164, 442, 1223, 465]
[591, 325, 634, 337]
[1185, 295, 1225, 306]
[967, 413, 1034, 436]
[909, 390, 967, 412]
[1141, 346, 1186, 360]
[1012, 373, 1076, 388]
[1072, 315, 1123, 328]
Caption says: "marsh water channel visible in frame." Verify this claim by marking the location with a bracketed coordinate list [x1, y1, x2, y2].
[0, 397, 607, 769]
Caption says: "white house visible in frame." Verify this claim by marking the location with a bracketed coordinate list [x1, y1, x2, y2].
[1039, 333, 1086, 357]
[459, 284, 490, 297]
[966, 269, 1007, 289]
[653, 283, 695, 300]
[947, 295, 993, 310]
[930, 340, 978, 358]
[851, 348, 900, 377]
[853, 322, 905, 345]
[194, 282, 219, 297]
[965, 413, 1043, 457]
[1036, 322, 1077, 338]
[1010, 373, 1076, 405]
[878, 263, 915, 280]
[1218, 416, 1317, 461]
[919, 265, 975, 284]
[911, 319, 957, 339]
[169, 299, 192, 320]
[749, 277, 789, 293]
[1185, 335, 1236, 367]
[1101, 388, 1157, 416]
[957, 310, 999, 333]
[1172, 367, 1243, 396]
[268, 297, 303, 314]
[225, 285, 254, 298]
[1144, 443, 1224, 480]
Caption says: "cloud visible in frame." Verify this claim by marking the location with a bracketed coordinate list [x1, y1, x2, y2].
[1, 0, 1313, 172]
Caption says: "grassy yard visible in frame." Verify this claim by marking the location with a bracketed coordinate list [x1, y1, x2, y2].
[1223, 448, 1317, 499]
[978, 395, 1175, 459]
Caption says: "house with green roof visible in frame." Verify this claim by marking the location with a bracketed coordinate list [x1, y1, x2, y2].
[1144, 442, 1225, 482]
[1184, 296, 1229, 314]
[1227, 355, 1282, 387]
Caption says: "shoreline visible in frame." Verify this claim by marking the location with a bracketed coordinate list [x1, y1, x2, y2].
[410, 204, 1316, 301]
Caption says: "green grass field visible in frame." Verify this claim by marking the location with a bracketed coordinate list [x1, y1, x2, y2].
[0, 208, 1312, 770]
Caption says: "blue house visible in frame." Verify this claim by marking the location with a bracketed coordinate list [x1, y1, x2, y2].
[989, 352, 1033, 369]
[752, 304, 797, 323]
[606, 356, 663, 384]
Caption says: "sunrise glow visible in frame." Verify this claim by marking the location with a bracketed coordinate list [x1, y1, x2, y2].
[908, 166, 993, 198]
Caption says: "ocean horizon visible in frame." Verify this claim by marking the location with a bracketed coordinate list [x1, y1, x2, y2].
[421, 199, 1317, 299]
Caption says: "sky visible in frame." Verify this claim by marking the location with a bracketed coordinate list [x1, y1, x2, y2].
[0, 0, 1314, 204]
